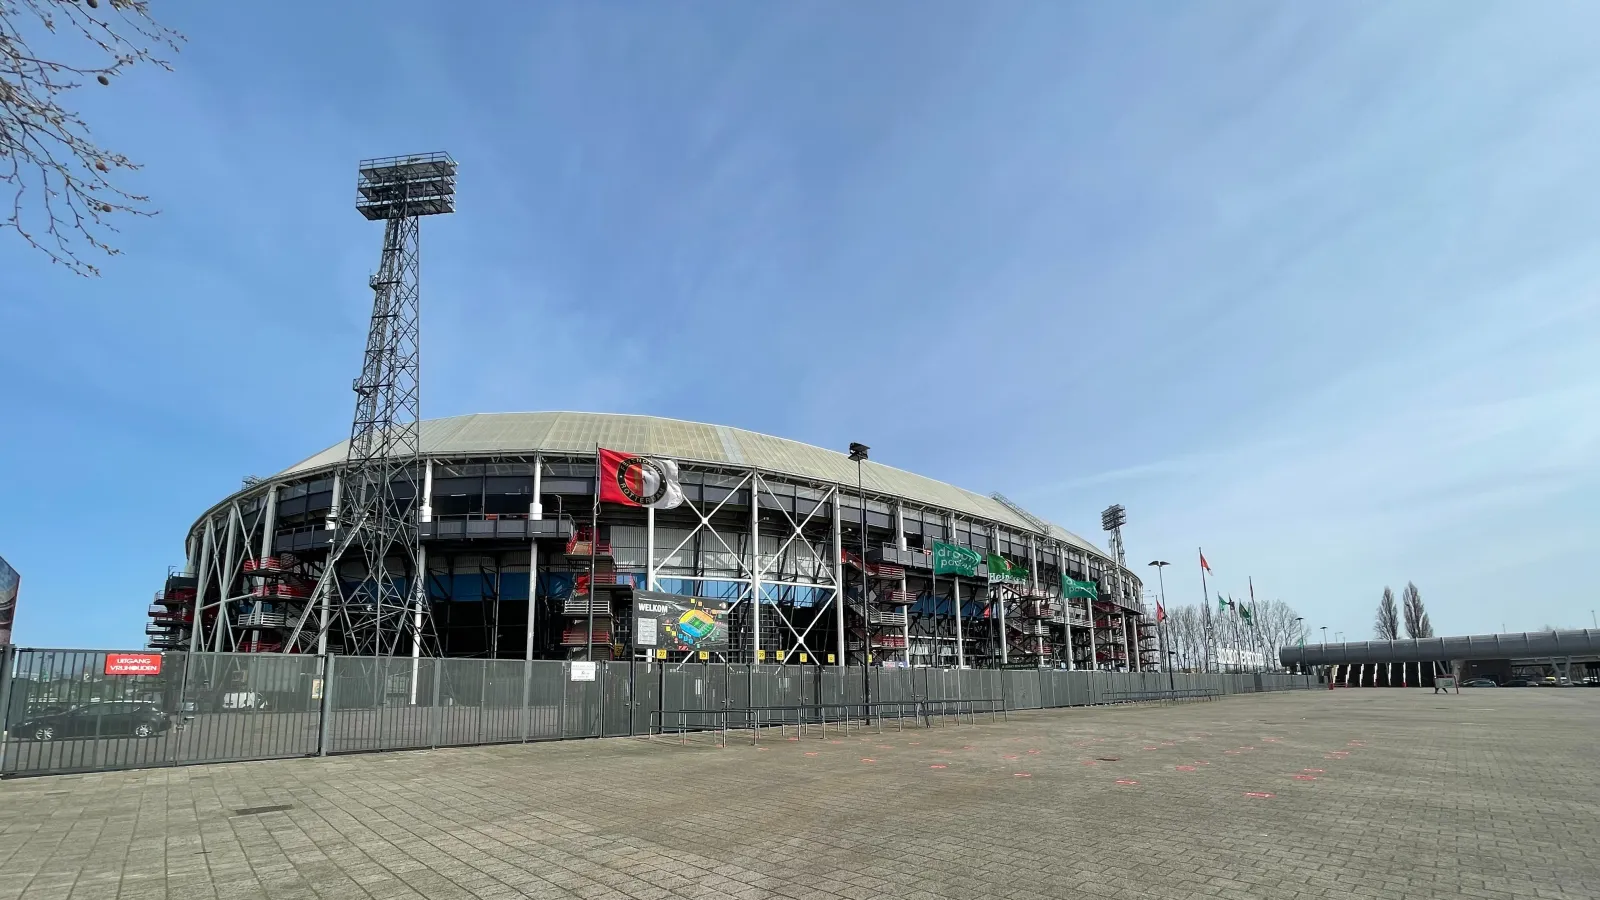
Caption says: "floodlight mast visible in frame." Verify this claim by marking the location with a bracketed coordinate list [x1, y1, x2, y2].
[291, 153, 456, 658]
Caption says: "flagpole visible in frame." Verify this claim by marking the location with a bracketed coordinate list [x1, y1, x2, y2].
[1198, 548, 1212, 673]
[1249, 576, 1263, 673]
[588, 444, 600, 663]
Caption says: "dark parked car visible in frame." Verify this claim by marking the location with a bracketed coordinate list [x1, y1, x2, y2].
[1460, 678, 1498, 687]
[6, 701, 170, 741]
[1501, 678, 1536, 687]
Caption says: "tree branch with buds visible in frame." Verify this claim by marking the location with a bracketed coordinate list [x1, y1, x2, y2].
[1, 0, 183, 276]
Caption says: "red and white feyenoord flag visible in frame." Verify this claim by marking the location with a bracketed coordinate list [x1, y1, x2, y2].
[598, 448, 685, 509]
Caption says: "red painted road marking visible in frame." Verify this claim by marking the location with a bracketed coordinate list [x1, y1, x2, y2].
[1143, 746, 1159, 751]
[1027, 749, 1041, 755]
[1293, 775, 1317, 781]
[1302, 768, 1324, 774]
[962, 746, 974, 750]
[1116, 779, 1139, 786]
[1082, 760, 1098, 766]
[930, 764, 947, 769]
[757, 747, 769, 752]
[786, 737, 798, 742]
[1244, 792, 1275, 799]
[803, 752, 818, 757]
[1175, 765, 1196, 772]
[1003, 754, 1020, 760]
[1014, 773, 1032, 778]
[1195, 760, 1210, 766]
[861, 758, 876, 763]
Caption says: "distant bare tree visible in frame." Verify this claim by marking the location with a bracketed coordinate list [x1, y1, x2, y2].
[2, 0, 183, 275]
[1375, 587, 1400, 640]
[1162, 604, 1207, 671]
[1256, 599, 1306, 670]
[1401, 582, 1432, 638]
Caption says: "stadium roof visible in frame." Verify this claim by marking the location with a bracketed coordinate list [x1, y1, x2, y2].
[279, 412, 1111, 557]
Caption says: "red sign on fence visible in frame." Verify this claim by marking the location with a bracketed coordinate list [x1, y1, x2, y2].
[104, 653, 162, 676]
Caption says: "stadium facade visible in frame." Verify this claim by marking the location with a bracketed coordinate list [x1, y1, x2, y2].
[148, 412, 1155, 670]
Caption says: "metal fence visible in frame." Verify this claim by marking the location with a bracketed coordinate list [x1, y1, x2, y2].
[0, 646, 1314, 777]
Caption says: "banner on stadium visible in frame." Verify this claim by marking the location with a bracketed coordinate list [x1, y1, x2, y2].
[1061, 577, 1098, 599]
[987, 554, 1028, 584]
[931, 541, 980, 577]
[598, 448, 685, 509]
[631, 590, 728, 653]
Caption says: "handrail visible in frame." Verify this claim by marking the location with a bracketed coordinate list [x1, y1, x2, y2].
[647, 708, 729, 747]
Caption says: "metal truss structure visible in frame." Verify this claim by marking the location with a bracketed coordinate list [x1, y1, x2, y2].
[293, 153, 456, 657]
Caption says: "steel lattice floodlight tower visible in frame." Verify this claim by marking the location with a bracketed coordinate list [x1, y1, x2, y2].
[298, 153, 456, 658]
[1100, 504, 1127, 568]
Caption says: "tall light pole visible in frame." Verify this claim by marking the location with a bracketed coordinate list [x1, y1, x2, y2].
[1147, 560, 1170, 680]
[848, 442, 871, 712]
[1320, 625, 1328, 644]
[1292, 616, 1305, 672]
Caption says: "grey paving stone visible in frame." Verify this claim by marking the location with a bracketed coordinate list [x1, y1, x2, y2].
[2, 690, 1597, 899]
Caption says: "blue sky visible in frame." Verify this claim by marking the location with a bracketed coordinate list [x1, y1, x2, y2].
[2, 2, 1597, 647]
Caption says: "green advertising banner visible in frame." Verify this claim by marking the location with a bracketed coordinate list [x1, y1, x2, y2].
[931, 541, 980, 577]
[1061, 576, 1097, 599]
[987, 554, 1027, 584]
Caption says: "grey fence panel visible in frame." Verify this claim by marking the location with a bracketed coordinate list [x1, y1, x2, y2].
[471, 660, 529, 744]
[1004, 670, 1042, 710]
[524, 660, 564, 740]
[630, 662, 659, 735]
[2, 649, 190, 776]
[1037, 671, 1057, 708]
[433, 658, 485, 746]
[599, 661, 635, 737]
[770, 666, 807, 709]
[563, 661, 604, 738]
[173, 653, 323, 766]
[329, 657, 438, 754]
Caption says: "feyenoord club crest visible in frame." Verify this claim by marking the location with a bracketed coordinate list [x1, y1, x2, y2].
[598, 448, 685, 509]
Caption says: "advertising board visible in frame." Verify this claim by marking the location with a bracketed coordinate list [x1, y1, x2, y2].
[631, 590, 729, 653]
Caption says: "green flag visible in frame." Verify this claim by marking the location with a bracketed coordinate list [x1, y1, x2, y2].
[1239, 603, 1253, 625]
[1217, 594, 1228, 614]
[932, 541, 980, 577]
[987, 554, 1026, 584]
[1061, 576, 1097, 599]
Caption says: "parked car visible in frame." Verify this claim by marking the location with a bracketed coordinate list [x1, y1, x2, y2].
[1501, 678, 1536, 687]
[6, 701, 171, 741]
[1460, 678, 1498, 687]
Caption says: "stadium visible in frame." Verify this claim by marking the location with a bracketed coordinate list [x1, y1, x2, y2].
[147, 412, 1156, 671]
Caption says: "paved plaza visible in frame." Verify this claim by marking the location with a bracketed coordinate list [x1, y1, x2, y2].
[0, 689, 1595, 900]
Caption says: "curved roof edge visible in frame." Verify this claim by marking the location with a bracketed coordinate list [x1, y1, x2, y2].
[1280, 629, 1600, 666]
[271, 411, 1113, 557]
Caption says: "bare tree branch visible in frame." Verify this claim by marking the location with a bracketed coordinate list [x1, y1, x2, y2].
[1, 0, 183, 276]
[1375, 586, 1400, 640]
[1402, 581, 1433, 638]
